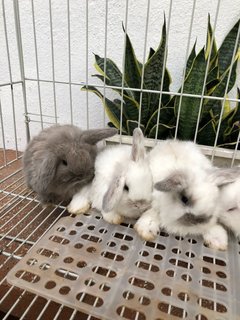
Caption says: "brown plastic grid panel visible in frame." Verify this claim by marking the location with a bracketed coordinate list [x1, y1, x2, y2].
[6, 210, 240, 320]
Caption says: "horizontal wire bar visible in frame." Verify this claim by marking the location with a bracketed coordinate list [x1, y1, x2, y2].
[0, 156, 22, 170]
[27, 112, 58, 118]
[0, 189, 66, 209]
[106, 135, 240, 159]
[0, 207, 67, 311]
[26, 119, 58, 125]
[1, 208, 68, 318]
[0, 169, 22, 186]
[0, 234, 34, 246]
[0, 181, 25, 209]
[24, 78, 240, 103]
[0, 250, 22, 260]
[0, 81, 22, 87]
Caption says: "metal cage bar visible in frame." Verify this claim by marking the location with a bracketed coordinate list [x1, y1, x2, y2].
[0, 1, 240, 320]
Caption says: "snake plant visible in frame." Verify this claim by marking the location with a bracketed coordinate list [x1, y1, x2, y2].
[83, 15, 240, 149]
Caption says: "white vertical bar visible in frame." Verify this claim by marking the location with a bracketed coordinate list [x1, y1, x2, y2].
[231, 130, 240, 167]
[211, 22, 240, 161]
[13, 0, 30, 142]
[174, 0, 197, 139]
[103, 0, 108, 126]
[0, 96, 7, 166]
[85, 0, 89, 129]
[193, 0, 221, 143]
[31, 0, 44, 129]
[2, 0, 18, 156]
[138, 0, 151, 126]
[119, 0, 129, 141]
[67, 0, 73, 124]
[49, 0, 58, 123]
[154, 0, 173, 142]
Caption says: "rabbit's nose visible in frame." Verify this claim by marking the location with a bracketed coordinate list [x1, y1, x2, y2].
[135, 200, 151, 209]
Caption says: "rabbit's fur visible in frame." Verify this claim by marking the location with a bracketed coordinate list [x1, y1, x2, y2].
[134, 140, 228, 249]
[203, 167, 240, 249]
[23, 125, 117, 205]
[68, 128, 153, 225]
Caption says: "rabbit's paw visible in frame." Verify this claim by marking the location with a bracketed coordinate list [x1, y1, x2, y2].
[102, 211, 123, 225]
[134, 216, 159, 241]
[67, 197, 91, 214]
[204, 225, 228, 251]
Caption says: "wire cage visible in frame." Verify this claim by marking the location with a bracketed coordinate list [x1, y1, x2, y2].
[0, 0, 240, 319]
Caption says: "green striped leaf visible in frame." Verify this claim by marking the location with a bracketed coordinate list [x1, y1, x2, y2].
[145, 106, 175, 134]
[143, 16, 171, 115]
[204, 59, 238, 118]
[92, 74, 140, 122]
[175, 48, 207, 140]
[114, 96, 140, 122]
[81, 85, 127, 133]
[185, 41, 196, 78]
[205, 14, 218, 62]
[218, 19, 240, 76]
[147, 47, 155, 61]
[124, 29, 142, 102]
[94, 54, 134, 99]
[206, 65, 219, 86]
[197, 118, 216, 146]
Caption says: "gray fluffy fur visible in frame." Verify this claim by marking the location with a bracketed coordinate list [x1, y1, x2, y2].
[23, 124, 117, 204]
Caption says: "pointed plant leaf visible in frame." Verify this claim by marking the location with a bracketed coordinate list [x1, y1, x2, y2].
[93, 74, 141, 126]
[145, 106, 175, 134]
[114, 96, 140, 122]
[204, 59, 238, 118]
[224, 88, 240, 138]
[94, 54, 134, 99]
[218, 19, 240, 76]
[147, 47, 155, 61]
[205, 14, 218, 62]
[143, 16, 171, 116]
[124, 31, 142, 102]
[81, 85, 127, 132]
[175, 48, 207, 140]
[185, 41, 196, 78]
[197, 118, 216, 146]
[231, 88, 240, 124]
[206, 78, 220, 92]
[206, 65, 219, 85]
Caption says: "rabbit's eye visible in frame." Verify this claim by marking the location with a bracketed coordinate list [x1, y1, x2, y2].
[62, 159, 68, 166]
[181, 194, 189, 205]
[124, 184, 129, 192]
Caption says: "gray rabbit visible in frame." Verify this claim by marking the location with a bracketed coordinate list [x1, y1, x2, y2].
[23, 124, 117, 205]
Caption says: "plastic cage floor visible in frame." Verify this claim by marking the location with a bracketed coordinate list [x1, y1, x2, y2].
[6, 209, 240, 320]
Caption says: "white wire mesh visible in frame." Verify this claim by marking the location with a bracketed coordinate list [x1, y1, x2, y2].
[0, 0, 240, 319]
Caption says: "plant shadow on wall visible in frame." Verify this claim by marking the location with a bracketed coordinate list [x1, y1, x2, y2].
[83, 15, 240, 149]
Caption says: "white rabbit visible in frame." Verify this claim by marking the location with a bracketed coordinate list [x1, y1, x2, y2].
[68, 128, 153, 225]
[134, 139, 232, 250]
[207, 167, 240, 238]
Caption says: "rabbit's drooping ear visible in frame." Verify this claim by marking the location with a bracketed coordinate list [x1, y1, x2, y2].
[102, 174, 125, 212]
[154, 171, 188, 192]
[131, 128, 145, 162]
[34, 154, 57, 193]
[80, 128, 117, 145]
[209, 167, 240, 187]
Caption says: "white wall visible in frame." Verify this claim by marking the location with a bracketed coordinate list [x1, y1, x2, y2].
[0, 0, 239, 151]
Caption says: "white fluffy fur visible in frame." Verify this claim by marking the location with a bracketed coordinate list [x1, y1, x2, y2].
[217, 176, 240, 237]
[68, 129, 153, 225]
[135, 140, 222, 246]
